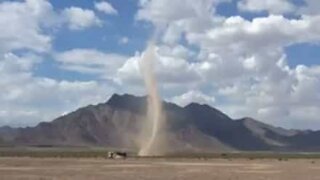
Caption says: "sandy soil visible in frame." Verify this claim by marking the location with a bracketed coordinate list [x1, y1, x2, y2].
[0, 157, 319, 180]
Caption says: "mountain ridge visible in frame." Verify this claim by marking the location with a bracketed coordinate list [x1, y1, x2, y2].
[0, 93, 319, 152]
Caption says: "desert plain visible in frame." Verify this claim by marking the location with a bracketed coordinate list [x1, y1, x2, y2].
[0, 157, 320, 180]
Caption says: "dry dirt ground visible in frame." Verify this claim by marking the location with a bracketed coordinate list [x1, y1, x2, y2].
[0, 157, 320, 180]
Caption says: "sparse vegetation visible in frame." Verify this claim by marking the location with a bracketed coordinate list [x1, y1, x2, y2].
[0, 147, 133, 158]
[1, 148, 320, 160]
[163, 151, 320, 160]
[0, 157, 319, 180]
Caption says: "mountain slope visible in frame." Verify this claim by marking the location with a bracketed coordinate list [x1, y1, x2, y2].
[12, 103, 143, 150]
[0, 93, 320, 152]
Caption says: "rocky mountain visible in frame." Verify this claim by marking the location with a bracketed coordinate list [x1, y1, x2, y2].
[1, 93, 320, 152]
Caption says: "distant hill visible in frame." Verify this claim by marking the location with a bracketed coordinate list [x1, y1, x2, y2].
[1, 93, 320, 152]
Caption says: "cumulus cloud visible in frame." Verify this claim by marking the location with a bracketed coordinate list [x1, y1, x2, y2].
[1, 0, 320, 130]
[0, 52, 111, 127]
[182, 15, 320, 91]
[136, 0, 320, 129]
[95, 1, 118, 15]
[136, 0, 228, 44]
[0, 0, 56, 53]
[0, 0, 104, 49]
[63, 7, 102, 30]
[181, 15, 320, 129]
[0, 0, 111, 127]
[171, 90, 216, 107]
[55, 49, 128, 79]
[218, 63, 320, 129]
[237, 0, 296, 14]
[136, 0, 228, 25]
[116, 45, 202, 87]
[187, 15, 320, 56]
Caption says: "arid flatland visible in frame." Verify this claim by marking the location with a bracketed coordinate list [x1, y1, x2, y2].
[0, 157, 319, 180]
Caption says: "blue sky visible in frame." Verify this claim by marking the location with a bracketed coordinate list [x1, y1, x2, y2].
[48, 0, 319, 70]
[51, 0, 149, 53]
[286, 43, 320, 67]
[0, 0, 320, 129]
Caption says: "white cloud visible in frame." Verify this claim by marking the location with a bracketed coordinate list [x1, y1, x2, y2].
[158, 45, 195, 59]
[136, 0, 227, 25]
[116, 45, 202, 87]
[0, 0, 103, 54]
[0, 0, 114, 127]
[181, 15, 320, 129]
[187, 15, 320, 57]
[0, 0, 56, 53]
[55, 49, 128, 79]
[0, 52, 112, 127]
[171, 90, 215, 107]
[95, 1, 118, 15]
[0, 0, 110, 127]
[136, 5, 320, 129]
[1, 0, 320, 130]
[63, 7, 102, 30]
[136, 0, 228, 44]
[237, 0, 296, 14]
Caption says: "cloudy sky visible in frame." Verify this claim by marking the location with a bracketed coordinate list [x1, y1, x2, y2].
[0, 0, 319, 129]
